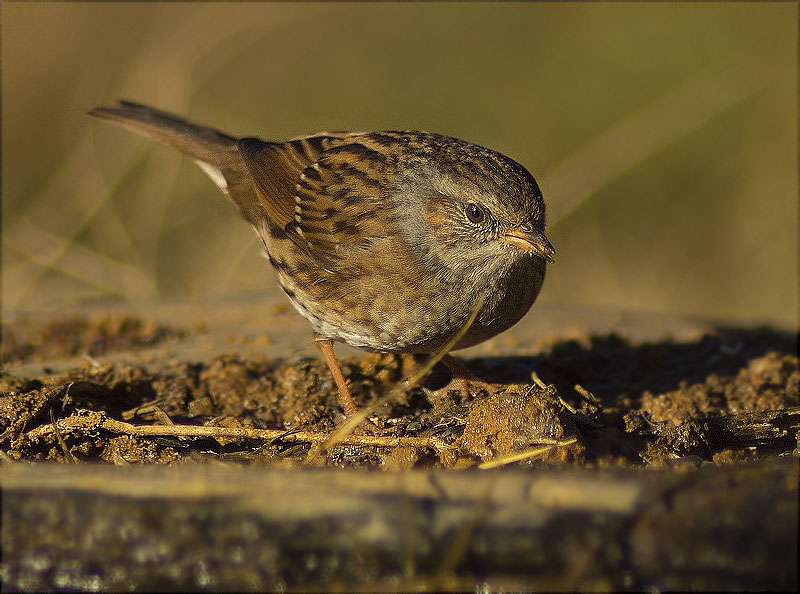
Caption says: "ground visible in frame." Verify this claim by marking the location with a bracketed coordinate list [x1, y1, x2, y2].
[1, 295, 797, 590]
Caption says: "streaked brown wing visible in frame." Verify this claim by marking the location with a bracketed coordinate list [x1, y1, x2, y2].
[239, 133, 396, 260]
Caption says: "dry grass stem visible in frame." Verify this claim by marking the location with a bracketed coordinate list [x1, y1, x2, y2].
[304, 295, 486, 464]
[530, 370, 547, 389]
[477, 437, 578, 469]
[19, 410, 454, 453]
[50, 407, 76, 464]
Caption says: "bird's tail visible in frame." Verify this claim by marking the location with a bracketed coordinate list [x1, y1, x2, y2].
[88, 100, 238, 164]
[89, 100, 265, 227]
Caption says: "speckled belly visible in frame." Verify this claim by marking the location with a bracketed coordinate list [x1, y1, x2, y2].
[272, 250, 546, 355]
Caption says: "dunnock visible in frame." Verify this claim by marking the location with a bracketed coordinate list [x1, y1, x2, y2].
[89, 101, 554, 417]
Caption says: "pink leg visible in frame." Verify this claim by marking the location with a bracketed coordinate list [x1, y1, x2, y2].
[316, 339, 359, 417]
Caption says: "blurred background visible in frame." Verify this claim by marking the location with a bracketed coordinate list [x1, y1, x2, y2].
[2, 2, 797, 327]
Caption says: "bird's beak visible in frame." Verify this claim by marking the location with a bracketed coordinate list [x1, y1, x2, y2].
[501, 227, 555, 263]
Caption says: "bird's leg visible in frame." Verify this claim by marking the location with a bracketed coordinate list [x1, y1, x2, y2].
[441, 354, 486, 390]
[422, 354, 488, 401]
[441, 354, 484, 383]
[315, 338, 359, 417]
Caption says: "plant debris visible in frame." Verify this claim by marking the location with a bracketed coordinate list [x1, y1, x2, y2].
[2, 317, 797, 468]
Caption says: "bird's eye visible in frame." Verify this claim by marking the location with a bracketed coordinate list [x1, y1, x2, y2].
[466, 203, 486, 224]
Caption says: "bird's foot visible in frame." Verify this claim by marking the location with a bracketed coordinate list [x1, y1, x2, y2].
[425, 354, 500, 399]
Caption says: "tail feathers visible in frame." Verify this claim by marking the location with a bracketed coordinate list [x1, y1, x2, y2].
[88, 100, 238, 166]
[89, 100, 267, 228]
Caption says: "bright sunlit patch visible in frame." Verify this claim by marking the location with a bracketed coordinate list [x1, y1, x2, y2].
[194, 160, 228, 192]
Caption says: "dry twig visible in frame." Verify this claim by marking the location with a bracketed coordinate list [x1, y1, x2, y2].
[18, 409, 455, 453]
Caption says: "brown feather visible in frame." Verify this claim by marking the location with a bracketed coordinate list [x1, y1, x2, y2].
[239, 134, 400, 261]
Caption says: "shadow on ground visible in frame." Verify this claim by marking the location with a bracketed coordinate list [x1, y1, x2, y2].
[2, 316, 797, 469]
[2, 313, 797, 592]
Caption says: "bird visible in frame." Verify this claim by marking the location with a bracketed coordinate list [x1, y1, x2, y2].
[88, 101, 554, 418]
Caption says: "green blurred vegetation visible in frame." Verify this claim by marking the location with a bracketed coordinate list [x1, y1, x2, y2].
[2, 2, 797, 326]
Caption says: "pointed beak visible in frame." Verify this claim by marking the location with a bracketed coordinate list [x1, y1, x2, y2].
[501, 227, 555, 263]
